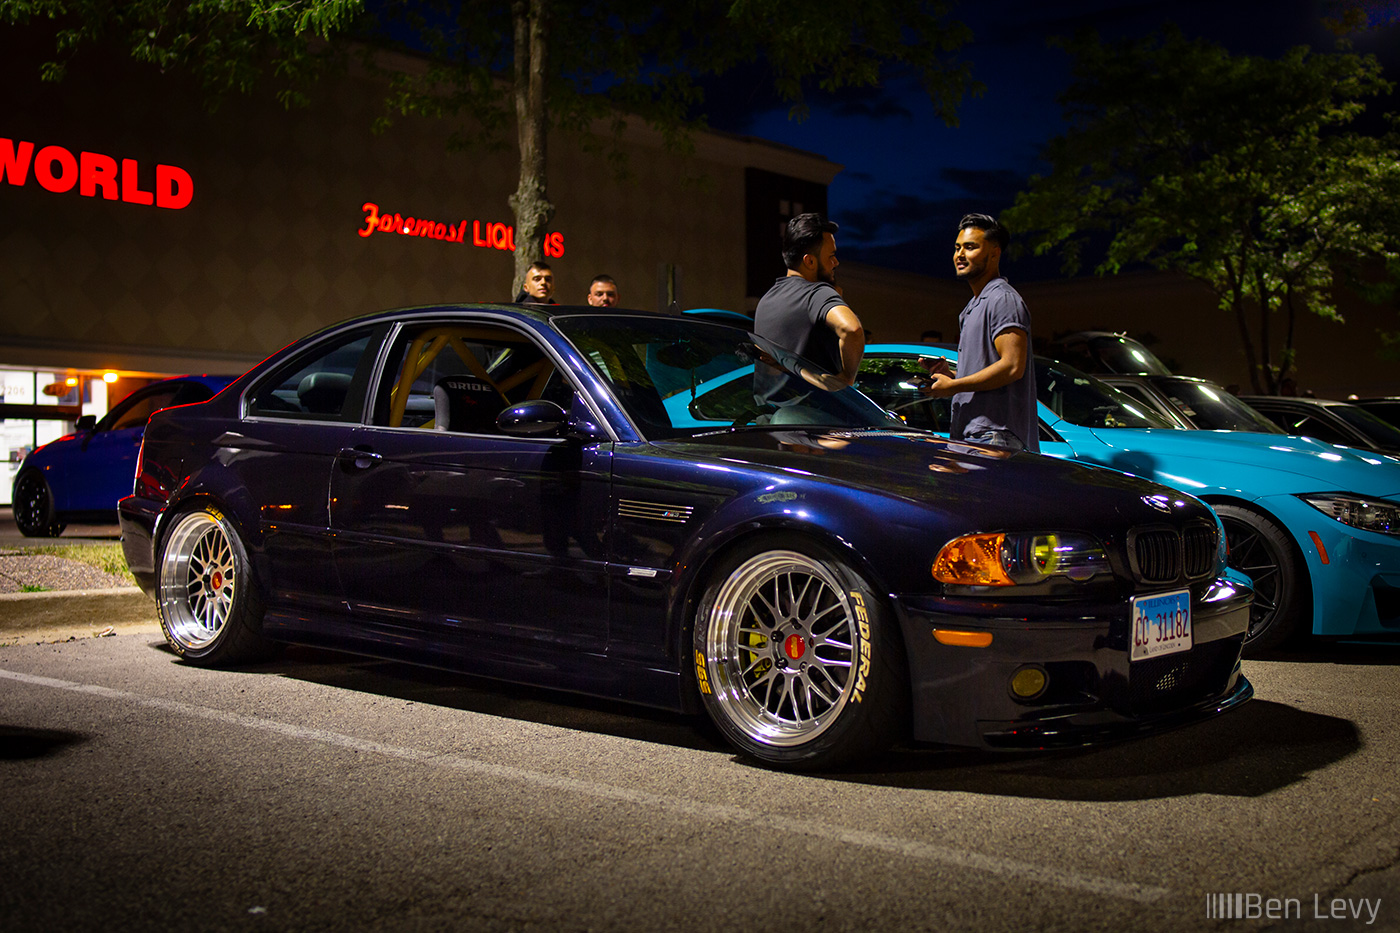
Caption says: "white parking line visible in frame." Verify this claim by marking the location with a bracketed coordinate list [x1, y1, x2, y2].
[1, 667, 1172, 903]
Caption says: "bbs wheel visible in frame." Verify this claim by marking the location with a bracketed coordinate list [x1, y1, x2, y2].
[1215, 503, 1309, 654]
[157, 505, 273, 664]
[13, 470, 65, 537]
[693, 537, 908, 770]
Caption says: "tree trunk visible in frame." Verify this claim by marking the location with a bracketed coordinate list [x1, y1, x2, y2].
[1255, 266, 1275, 394]
[508, 0, 555, 299]
[1222, 257, 1265, 394]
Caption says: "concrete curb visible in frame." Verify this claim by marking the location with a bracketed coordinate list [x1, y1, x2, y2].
[0, 587, 160, 642]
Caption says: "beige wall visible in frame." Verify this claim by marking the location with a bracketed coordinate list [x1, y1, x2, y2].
[1018, 270, 1400, 398]
[838, 260, 1399, 398]
[1, 36, 835, 379]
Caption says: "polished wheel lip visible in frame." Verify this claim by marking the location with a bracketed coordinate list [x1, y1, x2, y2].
[705, 550, 857, 748]
[1220, 515, 1282, 642]
[159, 511, 237, 651]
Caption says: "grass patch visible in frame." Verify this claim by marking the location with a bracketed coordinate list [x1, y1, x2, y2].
[20, 583, 51, 593]
[15, 543, 135, 584]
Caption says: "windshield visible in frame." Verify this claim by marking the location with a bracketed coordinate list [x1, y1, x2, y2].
[855, 355, 954, 433]
[1331, 403, 1400, 449]
[1088, 335, 1173, 375]
[1151, 378, 1284, 433]
[1036, 359, 1177, 429]
[555, 315, 903, 440]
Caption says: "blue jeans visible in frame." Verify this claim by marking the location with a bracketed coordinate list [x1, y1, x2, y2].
[963, 429, 1024, 452]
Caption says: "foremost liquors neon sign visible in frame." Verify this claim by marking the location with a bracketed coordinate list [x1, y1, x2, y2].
[359, 201, 565, 257]
[1, 137, 193, 209]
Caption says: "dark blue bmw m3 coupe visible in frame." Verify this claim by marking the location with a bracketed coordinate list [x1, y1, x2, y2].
[120, 304, 1253, 769]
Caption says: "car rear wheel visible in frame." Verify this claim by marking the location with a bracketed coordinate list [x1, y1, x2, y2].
[693, 538, 908, 770]
[1215, 504, 1308, 654]
[157, 505, 274, 664]
[12, 470, 66, 537]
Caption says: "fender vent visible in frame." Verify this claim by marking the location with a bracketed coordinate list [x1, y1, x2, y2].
[618, 499, 694, 524]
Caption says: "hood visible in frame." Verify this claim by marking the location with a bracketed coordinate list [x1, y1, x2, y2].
[1084, 427, 1400, 497]
[658, 428, 1216, 532]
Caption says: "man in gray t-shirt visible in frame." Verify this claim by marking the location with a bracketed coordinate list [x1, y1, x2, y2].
[753, 213, 865, 396]
[923, 213, 1039, 453]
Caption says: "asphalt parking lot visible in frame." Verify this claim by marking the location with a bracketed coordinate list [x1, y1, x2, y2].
[2, 617, 1398, 931]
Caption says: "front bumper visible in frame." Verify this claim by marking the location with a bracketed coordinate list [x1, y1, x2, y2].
[1259, 493, 1400, 638]
[893, 575, 1253, 749]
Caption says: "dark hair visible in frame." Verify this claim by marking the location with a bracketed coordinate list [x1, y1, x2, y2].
[957, 213, 1009, 250]
[528, 261, 552, 273]
[590, 274, 616, 287]
[782, 213, 839, 270]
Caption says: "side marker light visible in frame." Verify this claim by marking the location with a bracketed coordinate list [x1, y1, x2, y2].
[933, 629, 993, 648]
[1307, 531, 1330, 565]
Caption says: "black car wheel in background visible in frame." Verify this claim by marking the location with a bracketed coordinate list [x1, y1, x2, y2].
[12, 470, 65, 537]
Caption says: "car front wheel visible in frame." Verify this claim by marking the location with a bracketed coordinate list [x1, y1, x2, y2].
[12, 470, 66, 537]
[157, 505, 273, 664]
[1215, 503, 1309, 654]
[693, 538, 908, 770]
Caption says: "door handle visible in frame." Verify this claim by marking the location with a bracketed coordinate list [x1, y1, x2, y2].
[338, 446, 382, 470]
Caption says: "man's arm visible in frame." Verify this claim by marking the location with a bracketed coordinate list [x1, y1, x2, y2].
[925, 328, 1028, 397]
[825, 304, 865, 387]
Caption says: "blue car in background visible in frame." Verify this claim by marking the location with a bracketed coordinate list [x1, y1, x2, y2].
[12, 373, 235, 536]
[856, 346, 1400, 653]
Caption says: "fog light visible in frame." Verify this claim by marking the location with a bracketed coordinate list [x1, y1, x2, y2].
[1010, 665, 1048, 700]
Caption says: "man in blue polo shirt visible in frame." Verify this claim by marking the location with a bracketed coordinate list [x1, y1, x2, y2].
[923, 213, 1039, 452]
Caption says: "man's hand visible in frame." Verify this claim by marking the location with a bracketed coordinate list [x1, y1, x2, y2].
[922, 372, 957, 398]
[918, 356, 953, 378]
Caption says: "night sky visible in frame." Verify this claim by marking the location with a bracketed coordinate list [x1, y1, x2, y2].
[702, 0, 1400, 280]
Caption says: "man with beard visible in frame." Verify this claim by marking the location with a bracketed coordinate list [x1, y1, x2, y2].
[753, 213, 864, 389]
[922, 213, 1038, 452]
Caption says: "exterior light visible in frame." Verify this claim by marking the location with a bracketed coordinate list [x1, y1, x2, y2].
[103, 372, 118, 383]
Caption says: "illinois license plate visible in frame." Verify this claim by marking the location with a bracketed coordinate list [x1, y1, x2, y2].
[1130, 589, 1192, 661]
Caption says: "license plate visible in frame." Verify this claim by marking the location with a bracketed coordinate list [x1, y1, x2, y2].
[1130, 589, 1192, 661]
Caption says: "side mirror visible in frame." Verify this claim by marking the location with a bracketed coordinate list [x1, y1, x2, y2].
[76, 414, 97, 432]
[497, 400, 569, 437]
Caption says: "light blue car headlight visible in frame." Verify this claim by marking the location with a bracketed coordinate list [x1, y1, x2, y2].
[1299, 494, 1400, 536]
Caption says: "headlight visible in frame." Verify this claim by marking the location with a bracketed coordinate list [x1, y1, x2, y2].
[932, 532, 1110, 586]
[1300, 494, 1400, 536]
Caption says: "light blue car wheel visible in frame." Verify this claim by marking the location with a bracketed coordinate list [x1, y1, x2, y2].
[1216, 503, 1308, 653]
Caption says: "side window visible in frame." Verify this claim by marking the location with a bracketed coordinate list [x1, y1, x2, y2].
[102, 387, 183, 432]
[248, 327, 379, 421]
[1286, 415, 1352, 446]
[373, 322, 571, 434]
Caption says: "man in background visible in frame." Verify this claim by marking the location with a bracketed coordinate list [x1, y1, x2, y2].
[586, 274, 619, 307]
[515, 262, 556, 304]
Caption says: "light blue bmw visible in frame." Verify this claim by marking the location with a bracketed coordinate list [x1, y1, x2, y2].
[856, 346, 1400, 653]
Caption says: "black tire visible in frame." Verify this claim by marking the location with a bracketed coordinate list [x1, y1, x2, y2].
[692, 535, 909, 770]
[1215, 503, 1310, 654]
[12, 470, 66, 537]
[156, 505, 275, 665]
